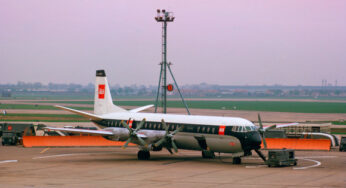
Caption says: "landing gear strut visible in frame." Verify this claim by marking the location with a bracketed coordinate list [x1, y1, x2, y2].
[137, 150, 150, 160]
[232, 157, 241, 164]
[202, 150, 215, 159]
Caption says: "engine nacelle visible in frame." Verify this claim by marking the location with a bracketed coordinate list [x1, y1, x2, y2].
[102, 127, 129, 141]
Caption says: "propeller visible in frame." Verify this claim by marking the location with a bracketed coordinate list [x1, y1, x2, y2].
[122, 118, 147, 149]
[257, 114, 267, 149]
[154, 119, 183, 153]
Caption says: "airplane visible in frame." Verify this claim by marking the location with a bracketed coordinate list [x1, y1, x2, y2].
[45, 70, 298, 164]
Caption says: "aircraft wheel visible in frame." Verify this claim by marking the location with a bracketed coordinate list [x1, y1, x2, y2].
[232, 157, 241, 164]
[138, 150, 150, 160]
[202, 150, 215, 159]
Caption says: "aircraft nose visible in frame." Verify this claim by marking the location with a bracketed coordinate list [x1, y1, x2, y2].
[248, 131, 262, 148]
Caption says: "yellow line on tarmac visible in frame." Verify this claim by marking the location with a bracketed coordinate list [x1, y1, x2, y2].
[40, 148, 50, 154]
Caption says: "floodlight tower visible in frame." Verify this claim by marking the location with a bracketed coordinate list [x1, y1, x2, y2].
[154, 9, 190, 115]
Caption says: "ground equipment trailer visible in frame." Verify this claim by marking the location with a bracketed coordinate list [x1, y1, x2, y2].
[340, 137, 346, 152]
[266, 149, 297, 167]
[1, 123, 36, 145]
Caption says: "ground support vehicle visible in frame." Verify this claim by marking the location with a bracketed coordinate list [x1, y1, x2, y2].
[340, 137, 346, 152]
[266, 149, 297, 167]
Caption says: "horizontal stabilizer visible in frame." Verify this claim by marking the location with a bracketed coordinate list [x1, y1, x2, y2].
[55, 105, 102, 121]
[44, 127, 114, 136]
[129, 104, 154, 113]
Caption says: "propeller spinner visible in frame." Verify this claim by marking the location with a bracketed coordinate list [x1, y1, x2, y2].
[154, 119, 183, 153]
[122, 118, 147, 149]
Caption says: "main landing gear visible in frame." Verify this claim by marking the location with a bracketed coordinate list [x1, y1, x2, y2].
[232, 157, 241, 164]
[202, 150, 215, 159]
[137, 150, 150, 160]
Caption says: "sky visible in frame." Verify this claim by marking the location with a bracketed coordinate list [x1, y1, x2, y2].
[1, 0, 345, 86]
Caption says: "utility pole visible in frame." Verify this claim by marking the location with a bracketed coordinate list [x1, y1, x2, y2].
[154, 9, 190, 115]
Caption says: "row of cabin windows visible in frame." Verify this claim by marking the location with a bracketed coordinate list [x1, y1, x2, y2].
[105, 120, 217, 134]
[105, 120, 256, 134]
[196, 126, 217, 134]
[105, 120, 181, 131]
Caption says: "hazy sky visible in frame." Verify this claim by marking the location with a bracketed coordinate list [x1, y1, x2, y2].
[1, 0, 345, 86]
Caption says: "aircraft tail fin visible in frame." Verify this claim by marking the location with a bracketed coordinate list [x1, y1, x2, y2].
[94, 70, 126, 115]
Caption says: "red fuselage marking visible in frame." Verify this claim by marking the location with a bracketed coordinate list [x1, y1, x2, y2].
[126, 120, 133, 128]
[218, 125, 225, 135]
[98, 84, 105, 99]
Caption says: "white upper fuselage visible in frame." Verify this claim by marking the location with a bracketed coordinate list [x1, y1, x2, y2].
[101, 111, 256, 127]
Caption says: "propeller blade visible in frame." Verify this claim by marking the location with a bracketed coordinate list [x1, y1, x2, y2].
[137, 136, 147, 147]
[135, 118, 146, 131]
[166, 147, 173, 155]
[258, 114, 268, 149]
[262, 133, 267, 149]
[254, 149, 266, 162]
[154, 138, 166, 147]
[258, 113, 263, 130]
[171, 140, 178, 153]
[161, 119, 169, 132]
[171, 125, 184, 135]
[121, 120, 131, 131]
[122, 137, 132, 149]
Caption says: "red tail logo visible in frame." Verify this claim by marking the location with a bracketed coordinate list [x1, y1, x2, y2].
[98, 84, 105, 99]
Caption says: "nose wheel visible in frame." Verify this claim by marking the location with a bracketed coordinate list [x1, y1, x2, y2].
[232, 157, 241, 164]
[137, 150, 150, 160]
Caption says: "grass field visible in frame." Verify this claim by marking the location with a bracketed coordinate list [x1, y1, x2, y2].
[26, 100, 346, 113]
[0, 113, 88, 122]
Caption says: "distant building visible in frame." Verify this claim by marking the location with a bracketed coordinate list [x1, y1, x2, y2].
[1, 90, 12, 97]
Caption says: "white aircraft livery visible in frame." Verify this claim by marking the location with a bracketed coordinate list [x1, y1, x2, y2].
[46, 70, 297, 163]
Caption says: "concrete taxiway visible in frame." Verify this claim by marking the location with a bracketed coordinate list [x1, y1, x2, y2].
[0, 146, 345, 187]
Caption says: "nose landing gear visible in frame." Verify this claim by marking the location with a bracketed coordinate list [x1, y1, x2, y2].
[232, 157, 241, 164]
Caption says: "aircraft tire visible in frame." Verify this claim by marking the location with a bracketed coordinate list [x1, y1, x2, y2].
[232, 157, 241, 164]
[202, 150, 215, 159]
[138, 150, 150, 160]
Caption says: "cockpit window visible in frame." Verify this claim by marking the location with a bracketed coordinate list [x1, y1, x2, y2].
[232, 125, 256, 132]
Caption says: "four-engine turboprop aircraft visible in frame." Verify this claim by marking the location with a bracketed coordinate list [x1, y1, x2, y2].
[45, 70, 298, 164]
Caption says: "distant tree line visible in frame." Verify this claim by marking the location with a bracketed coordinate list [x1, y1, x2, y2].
[0, 82, 345, 98]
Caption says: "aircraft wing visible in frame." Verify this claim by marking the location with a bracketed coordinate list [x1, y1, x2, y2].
[44, 127, 114, 136]
[55, 105, 102, 121]
[129, 105, 154, 113]
[263, 122, 299, 131]
[275, 123, 299, 128]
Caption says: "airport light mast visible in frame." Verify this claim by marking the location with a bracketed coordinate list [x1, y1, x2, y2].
[154, 9, 190, 115]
